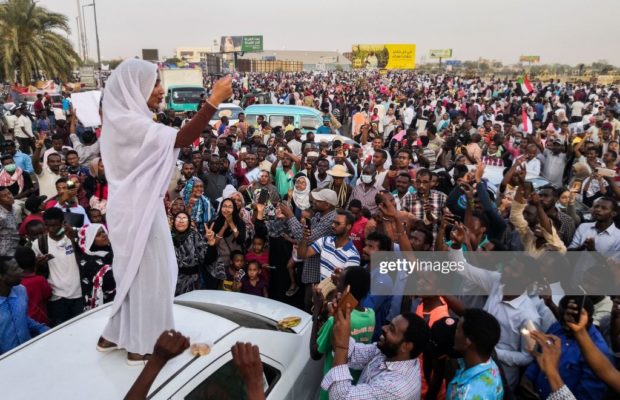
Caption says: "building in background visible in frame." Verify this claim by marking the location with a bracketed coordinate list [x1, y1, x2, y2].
[238, 50, 351, 71]
[176, 47, 214, 63]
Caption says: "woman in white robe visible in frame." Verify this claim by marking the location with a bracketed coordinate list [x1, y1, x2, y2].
[97, 59, 231, 364]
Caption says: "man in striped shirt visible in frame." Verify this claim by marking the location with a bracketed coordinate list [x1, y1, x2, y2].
[298, 209, 360, 281]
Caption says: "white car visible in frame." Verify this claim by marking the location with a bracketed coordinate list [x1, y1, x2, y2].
[0, 291, 322, 400]
[210, 103, 243, 128]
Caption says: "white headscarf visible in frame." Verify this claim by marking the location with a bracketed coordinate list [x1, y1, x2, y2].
[78, 223, 109, 257]
[100, 59, 180, 317]
[292, 175, 311, 210]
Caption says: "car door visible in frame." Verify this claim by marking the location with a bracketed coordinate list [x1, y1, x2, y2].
[170, 352, 285, 400]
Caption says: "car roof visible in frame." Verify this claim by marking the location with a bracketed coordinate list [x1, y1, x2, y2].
[216, 103, 242, 110]
[244, 104, 322, 117]
[0, 291, 310, 400]
[0, 303, 237, 400]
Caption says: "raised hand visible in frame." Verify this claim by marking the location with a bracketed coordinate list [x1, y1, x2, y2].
[152, 330, 190, 363]
[209, 76, 233, 107]
[204, 223, 216, 245]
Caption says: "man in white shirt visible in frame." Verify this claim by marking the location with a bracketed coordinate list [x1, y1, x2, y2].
[404, 101, 416, 129]
[523, 144, 541, 180]
[287, 128, 303, 156]
[448, 235, 541, 390]
[43, 134, 72, 165]
[33, 136, 63, 198]
[13, 108, 35, 155]
[32, 207, 83, 326]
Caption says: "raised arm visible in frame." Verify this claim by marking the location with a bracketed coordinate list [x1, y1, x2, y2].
[174, 77, 232, 148]
[32, 134, 45, 175]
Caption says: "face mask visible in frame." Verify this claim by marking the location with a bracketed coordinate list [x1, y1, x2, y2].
[4, 163, 16, 174]
[360, 174, 374, 184]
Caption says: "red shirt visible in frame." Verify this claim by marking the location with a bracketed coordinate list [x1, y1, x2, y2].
[350, 217, 369, 255]
[245, 251, 270, 285]
[21, 273, 53, 325]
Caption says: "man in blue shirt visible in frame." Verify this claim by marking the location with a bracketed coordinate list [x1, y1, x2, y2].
[0, 256, 49, 354]
[316, 116, 333, 134]
[360, 231, 393, 341]
[2, 141, 33, 174]
[448, 308, 504, 399]
[525, 296, 611, 400]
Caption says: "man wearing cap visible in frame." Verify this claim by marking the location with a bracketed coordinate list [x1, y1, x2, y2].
[279, 188, 338, 311]
[327, 165, 352, 209]
[316, 116, 333, 135]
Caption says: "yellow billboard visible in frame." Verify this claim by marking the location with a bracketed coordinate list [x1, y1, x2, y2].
[352, 44, 416, 70]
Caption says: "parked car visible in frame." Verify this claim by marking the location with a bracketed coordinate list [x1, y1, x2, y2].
[244, 104, 323, 135]
[210, 103, 243, 127]
[0, 291, 322, 400]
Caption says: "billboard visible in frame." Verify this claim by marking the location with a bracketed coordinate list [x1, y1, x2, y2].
[520, 55, 540, 63]
[351, 44, 416, 70]
[220, 36, 263, 53]
[429, 49, 452, 59]
[142, 49, 159, 61]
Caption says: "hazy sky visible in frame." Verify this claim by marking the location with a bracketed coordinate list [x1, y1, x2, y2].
[40, 0, 620, 65]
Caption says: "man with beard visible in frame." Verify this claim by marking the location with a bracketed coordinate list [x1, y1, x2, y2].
[174, 162, 196, 196]
[297, 209, 359, 282]
[447, 309, 504, 399]
[321, 304, 430, 399]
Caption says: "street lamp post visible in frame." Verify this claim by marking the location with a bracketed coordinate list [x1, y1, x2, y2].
[83, 1, 102, 85]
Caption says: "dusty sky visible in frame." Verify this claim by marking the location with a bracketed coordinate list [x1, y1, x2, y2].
[40, 0, 619, 65]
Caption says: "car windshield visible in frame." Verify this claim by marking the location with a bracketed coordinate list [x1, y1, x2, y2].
[171, 88, 203, 104]
[211, 108, 242, 121]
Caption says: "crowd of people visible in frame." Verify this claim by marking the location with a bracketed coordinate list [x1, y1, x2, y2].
[1, 69, 620, 399]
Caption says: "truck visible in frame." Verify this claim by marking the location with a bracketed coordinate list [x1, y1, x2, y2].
[159, 68, 204, 113]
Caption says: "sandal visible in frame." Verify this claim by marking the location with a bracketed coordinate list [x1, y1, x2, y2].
[127, 353, 151, 366]
[96, 337, 119, 352]
[285, 286, 299, 297]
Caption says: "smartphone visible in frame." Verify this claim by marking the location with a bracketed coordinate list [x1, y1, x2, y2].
[304, 217, 312, 231]
[240, 147, 247, 154]
[597, 168, 616, 178]
[66, 180, 76, 189]
[337, 286, 359, 314]
[520, 320, 537, 353]
[257, 188, 269, 204]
